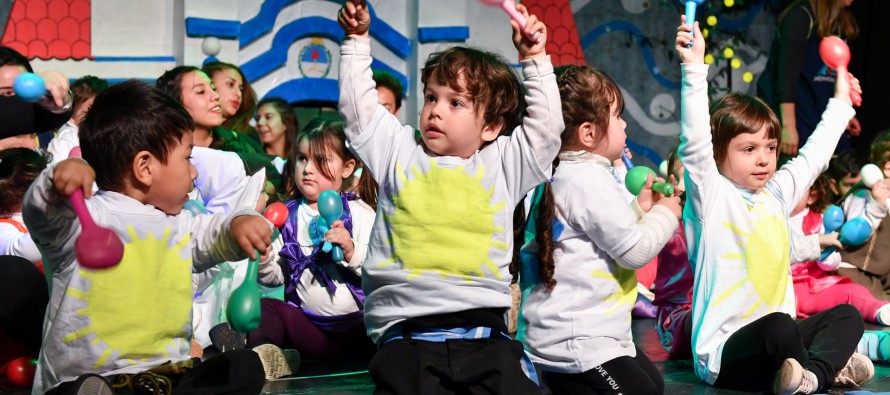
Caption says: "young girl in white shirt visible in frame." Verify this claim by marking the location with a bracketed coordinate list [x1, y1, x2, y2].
[514, 64, 681, 395]
[676, 16, 871, 395]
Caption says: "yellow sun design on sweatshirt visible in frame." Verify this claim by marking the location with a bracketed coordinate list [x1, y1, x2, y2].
[379, 161, 508, 281]
[63, 226, 193, 368]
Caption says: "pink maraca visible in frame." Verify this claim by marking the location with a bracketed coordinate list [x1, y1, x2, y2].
[67, 148, 124, 269]
[479, 0, 541, 43]
[819, 36, 861, 106]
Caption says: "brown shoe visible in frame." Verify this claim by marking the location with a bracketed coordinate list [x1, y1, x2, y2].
[834, 352, 874, 388]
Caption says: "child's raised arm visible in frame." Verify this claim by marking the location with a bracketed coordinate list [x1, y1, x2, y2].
[770, 71, 859, 213]
[675, 17, 716, 215]
[501, 5, 563, 200]
[337, 0, 403, 170]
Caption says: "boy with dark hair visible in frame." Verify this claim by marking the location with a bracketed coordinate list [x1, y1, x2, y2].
[826, 149, 867, 202]
[23, 80, 269, 394]
[338, 1, 560, 393]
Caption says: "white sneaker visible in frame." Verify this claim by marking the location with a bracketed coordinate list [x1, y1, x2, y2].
[834, 352, 874, 388]
[252, 343, 301, 380]
[773, 358, 818, 395]
[877, 305, 890, 326]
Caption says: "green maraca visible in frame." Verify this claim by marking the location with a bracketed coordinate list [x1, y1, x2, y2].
[227, 201, 288, 333]
[625, 166, 674, 197]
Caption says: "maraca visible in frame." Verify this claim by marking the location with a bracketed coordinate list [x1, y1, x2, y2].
[861, 164, 883, 188]
[13, 72, 47, 102]
[625, 166, 674, 197]
[317, 190, 345, 262]
[227, 201, 288, 333]
[819, 36, 861, 106]
[67, 149, 124, 269]
[822, 205, 844, 234]
[478, 0, 541, 43]
[820, 217, 871, 261]
[6, 357, 37, 387]
[68, 146, 81, 158]
[682, 0, 705, 47]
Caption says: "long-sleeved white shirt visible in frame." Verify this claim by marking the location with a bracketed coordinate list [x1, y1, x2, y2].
[338, 37, 563, 343]
[679, 63, 854, 384]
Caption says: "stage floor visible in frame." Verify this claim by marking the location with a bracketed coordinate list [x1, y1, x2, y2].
[5, 319, 890, 394]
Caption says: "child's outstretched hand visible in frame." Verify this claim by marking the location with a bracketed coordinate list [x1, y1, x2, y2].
[231, 215, 273, 260]
[675, 16, 704, 64]
[53, 158, 95, 199]
[833, 69, 862, 107]
[511, 4, 547, 59]
[338, 0, 370, 38]
[324, 220, 355, 262]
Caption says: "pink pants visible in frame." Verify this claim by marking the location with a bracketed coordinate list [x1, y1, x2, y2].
[794, 281, 887, 324]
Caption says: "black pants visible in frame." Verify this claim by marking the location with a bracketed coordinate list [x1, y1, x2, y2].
[714, 304, 863, 392]
[0, 255, 48, 352]
[369, 337, 541, 395]
[50, 349, 265, 394]
[541, 346, 663, 395]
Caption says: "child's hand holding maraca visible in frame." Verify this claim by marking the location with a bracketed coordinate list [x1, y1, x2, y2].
[818, 232, 842, 250]
[833, 68, 861, 107]
[655, 189, 683, 220]
[338, 0, 370, 38]
[510, 4, 547, 59]
[52, 158, 95, 199]
[231, 215, 273, 260]
[324, 220, 356, 262]
[635, 172, 658, 213]
[39, 71, 72, 109]
[675, 15, 704, 64]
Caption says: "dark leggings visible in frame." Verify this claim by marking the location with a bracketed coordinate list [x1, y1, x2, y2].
[542, 345, 664, 395]
[0, 256, 48, 353]
[246, 298, 374, 359]
[714, 304, 863, 392]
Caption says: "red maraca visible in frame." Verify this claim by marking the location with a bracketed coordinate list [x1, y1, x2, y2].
[227, 201, 288, 332]
[819, 36, 861, 106]
[6, 357, 37, 387]
[478, 0, 541, 43]
[67, 148, 124, 269]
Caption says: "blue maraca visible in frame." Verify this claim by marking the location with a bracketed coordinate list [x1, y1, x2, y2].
[822, 205, 845, 234]
[683, 0, 705, 47]
[317, 190, 344, 262]
[13, 72, 47, 102]
[820, 217, 872, 261]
